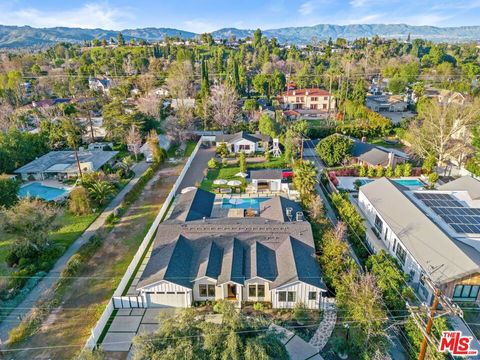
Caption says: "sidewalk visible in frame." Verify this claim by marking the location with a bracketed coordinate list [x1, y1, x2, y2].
[0, 161, 150, 343]
[269, 324, 324, 360]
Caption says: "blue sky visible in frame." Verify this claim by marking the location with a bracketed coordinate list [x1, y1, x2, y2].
[0, 0, 479, 32]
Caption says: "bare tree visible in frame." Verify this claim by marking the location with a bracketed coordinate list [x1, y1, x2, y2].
[137, 94, 162, 119]
[126, 124, 142, 161]
[407, 99, 480, 165]
[166, 61, 195, 127]
[162, 115, 192, 143]
[209, 83, 240, 129]
[0, 101, 14, 131]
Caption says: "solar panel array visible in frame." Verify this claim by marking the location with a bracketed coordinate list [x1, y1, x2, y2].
[414, 192, 480, 234]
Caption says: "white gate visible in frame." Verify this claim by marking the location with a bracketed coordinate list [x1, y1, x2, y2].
[112, 295, 145, 309]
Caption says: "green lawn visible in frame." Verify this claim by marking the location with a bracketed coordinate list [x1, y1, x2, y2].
[369, 137, 404, 149]
[184, 140, 197, 157]
[0, 211, 99, 277]
[50, 211, 99, 249]
[200, 158, 287, 193]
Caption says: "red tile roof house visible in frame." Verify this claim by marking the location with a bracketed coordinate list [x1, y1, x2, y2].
[279, 88, 336, 119]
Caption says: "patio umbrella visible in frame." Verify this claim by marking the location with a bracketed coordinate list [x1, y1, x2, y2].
[181, 186, 197, 194]
[235, 172, 248, 178]
[227, 180, 242, 186]
[213, 179, 228, 185]
[229, 198, 244, 205]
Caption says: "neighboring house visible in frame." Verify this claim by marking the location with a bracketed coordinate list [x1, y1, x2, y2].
[279, 88, 335, 113]
[140, 134, 172, 162]
[80, 117, 107, 141]
[366, 95, 408, 112]
[30, 98, 71, 109]
[136, 188, 326, 309]
[14, 150, 118, 181]
[87, 142, 113, 151]
[350, 138, 409, 167]
[358, 177, 480, 303]
[423, 88, 467, 105]
[215, 131, 271, 154]
[151, 86, 169, 97]
[88, 76, 112, 93]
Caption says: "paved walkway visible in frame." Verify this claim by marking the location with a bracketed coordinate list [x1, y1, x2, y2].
[309, 299, 337, 351]
[269, 324, 324, 360]
[0, 161, 150, 343]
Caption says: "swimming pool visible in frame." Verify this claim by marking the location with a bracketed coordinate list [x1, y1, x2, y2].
[359, 178, 424, 187]
[19, 183, 69, 201]
[221, 197, 270, 209]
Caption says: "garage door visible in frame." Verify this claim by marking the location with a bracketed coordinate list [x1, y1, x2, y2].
[146, 292, 187, 308]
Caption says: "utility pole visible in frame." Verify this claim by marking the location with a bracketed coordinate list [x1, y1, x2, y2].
[418, 288, 441, 360]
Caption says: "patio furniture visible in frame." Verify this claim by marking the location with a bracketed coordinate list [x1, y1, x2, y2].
[227, 180, 242, 187]
[213, 179, 228, 185]
[235, 172, 248, 178]
[220, 188, 232, 194]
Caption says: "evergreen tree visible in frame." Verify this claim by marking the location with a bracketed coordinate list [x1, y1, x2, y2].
[117, 32, 125, 46]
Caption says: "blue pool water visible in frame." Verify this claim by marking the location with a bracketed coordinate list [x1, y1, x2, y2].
[222, 197, 270, 209]
[19, 183, 68, 201]
[359, 178, 424, 187]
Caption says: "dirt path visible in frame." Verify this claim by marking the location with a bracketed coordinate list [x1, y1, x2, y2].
[8, 164, 182, 360]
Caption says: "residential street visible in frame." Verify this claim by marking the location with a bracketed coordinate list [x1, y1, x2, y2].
[0, 161, 150, 343]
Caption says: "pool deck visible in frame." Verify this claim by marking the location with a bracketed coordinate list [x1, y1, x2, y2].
[336, 176, 424, 191]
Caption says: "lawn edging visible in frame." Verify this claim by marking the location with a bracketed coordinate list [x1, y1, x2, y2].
[85, 137, 203, 349]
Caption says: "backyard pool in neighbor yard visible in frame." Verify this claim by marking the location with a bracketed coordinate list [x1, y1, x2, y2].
[358, 178, 425, 187]
[19, 182, 69, 201]
[221, 197, 270, 209]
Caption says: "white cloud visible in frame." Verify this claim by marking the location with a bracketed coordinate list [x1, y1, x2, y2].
[0, 3, 132, 30]
[349, 0, 369, 7]
[346, 13, 385, 24]
[298, 0, 329, 15]
[182, 19, 219, 33]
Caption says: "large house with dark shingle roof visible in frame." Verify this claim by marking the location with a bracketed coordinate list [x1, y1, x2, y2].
[215, 131, 271, 154]
[137, 188, 326, 309]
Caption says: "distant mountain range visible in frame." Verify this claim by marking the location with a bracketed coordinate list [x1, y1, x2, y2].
[1, 23, 480, 48]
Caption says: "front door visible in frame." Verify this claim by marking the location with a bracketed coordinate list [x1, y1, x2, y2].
[227, 284, 237, 299]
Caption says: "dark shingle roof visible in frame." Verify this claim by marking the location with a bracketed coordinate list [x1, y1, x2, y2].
[169, 188, 215, 222]
[250, 169, 283, 180]
[137, 192, 325, 291]
[216, 131, 270, 144]
[260, 196, 303, 223]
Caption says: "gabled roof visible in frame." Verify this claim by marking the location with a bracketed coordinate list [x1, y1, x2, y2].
[438, 176, 480, 200]
[360, 178, 480, 284]
[260, 196, 303, 223]
[137, 191, 326, 292]
[169, 188, 215, 222]
[215, 131, 270, 144]
[351, 138, 408, 166]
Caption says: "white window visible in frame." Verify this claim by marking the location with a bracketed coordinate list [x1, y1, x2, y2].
[199, 284, 215, 297]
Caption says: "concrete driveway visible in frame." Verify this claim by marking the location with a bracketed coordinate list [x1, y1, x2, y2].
[270, 324, 324, 360]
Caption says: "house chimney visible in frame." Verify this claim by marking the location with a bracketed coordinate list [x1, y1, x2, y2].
[203, 216, 206, 222]
[387, 152, 395, 167]
[361, 136, 367, 143]
[296, 212, 304, 222]
[286, 207, 293, 221]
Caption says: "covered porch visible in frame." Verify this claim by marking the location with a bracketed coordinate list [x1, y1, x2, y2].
[220, 282, 243, 308]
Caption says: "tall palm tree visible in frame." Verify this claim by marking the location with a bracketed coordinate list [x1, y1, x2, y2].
[61, 117, 86, 179]
[293, 160, 318, 199]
